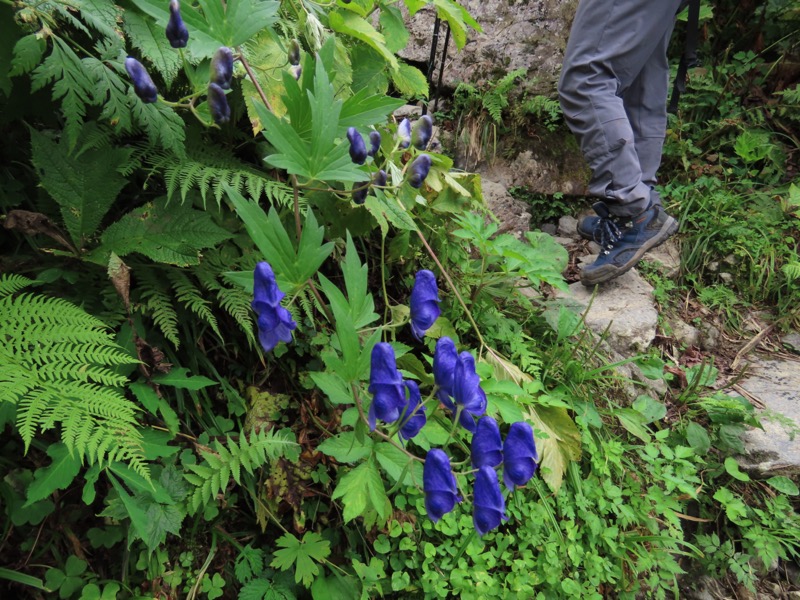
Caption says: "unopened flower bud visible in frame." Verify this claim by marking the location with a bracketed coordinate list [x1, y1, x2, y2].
[166, 0, 189, 48]
[352, 181, 369, 205]
[210, 47, 234, 89]
[397, 118, 411, 149]
[412, 114, 433, 149]
[347, 127, 367, 165]
[125, 57, 158, 103]
[367, 131, 381, 157]
[373, 169, 387, 188]
[290, 64, 302, 80]
[288, 39, 301, 66]
[208, 82, 230, 124]
[407, 154, 432, 189]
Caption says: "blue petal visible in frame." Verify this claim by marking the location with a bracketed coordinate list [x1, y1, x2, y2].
[503, 422, 538, 488]
[369, 343, 403, 386]
[433, 337, 457, 395]
[423, 449, 460, 522]
[471, 416, 503, 468]
[473, 466, 507, 536]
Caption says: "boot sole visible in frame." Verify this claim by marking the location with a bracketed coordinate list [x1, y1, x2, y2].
[580, 216, 678, 286]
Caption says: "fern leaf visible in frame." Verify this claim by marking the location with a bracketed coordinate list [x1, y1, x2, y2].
[167, 270, 222, 338]
[122, 11, 182, 87]
[0, 274, 33, 298]
[184, 429, 300, 514]
[137, 270, 181, 348]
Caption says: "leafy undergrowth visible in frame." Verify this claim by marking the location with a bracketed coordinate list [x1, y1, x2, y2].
[2, 0, 800, 599]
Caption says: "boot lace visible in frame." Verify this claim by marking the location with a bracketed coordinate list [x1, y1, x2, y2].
[593, 217, 622, 252]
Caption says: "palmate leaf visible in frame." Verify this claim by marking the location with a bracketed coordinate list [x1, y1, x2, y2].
[338, 87, 405, 132]
[328, 11, 398, 71]
[122, 11, 182, 87]
[25, 443, 82, 506]
[100, 198, 232, 267]
[270, 532, 331, 587]
[29, 128, 131, 247]
[130, 0, 279, 59]
[390, 63, 429, 98]
[330, 457, 391, 524]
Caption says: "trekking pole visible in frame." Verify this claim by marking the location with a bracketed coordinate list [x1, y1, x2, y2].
[423, 16, 442, 116]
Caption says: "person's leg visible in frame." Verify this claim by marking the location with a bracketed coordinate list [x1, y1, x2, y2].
[558, 0, 684, 218]
[622, 21, 676, 207]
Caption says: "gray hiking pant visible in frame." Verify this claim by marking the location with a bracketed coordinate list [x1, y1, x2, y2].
[558, 0, 684, 217]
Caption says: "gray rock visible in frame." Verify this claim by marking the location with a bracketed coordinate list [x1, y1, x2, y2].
[738, 356, 800, 476]
[665, 317, 701, 348]
[482, 179, 531, 238]
[557, 268, 659, 355]
[392, 104, 423, 119]
[479, 146, 589, 198]
[643, 239, 681, 279]
[551, 236, 574, 247]
[399, 0, 575, 95]
[557, 215, 579, 239]
[782, 331, 800, 354]
[540, 223, 557, 235]
[698, 322, 721, 352]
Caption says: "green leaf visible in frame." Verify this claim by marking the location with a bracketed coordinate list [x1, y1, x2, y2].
[142, 500, 185, 549]
[632, 395, 667, 424]
[271, 531, 331, 587]
[339, 88, 405, 131]
[723, 456, 751, 482]
[340, 232, 379, 327]
[379, 6, 410, 53]
[100, 199, 232, 266]
[10, 34, 46, 77]
[375, 442, 423, 487]
[766, 476, 799, 496]
[350, 45, 389, 97]
[108, 462, 172, 504]
[526, 406, 582, 493]
[390, 63, 429, 98]
[25, 443, 82, 506]
[685, 422, 711, 455]
[309, 372, 354, 406]
[328, 12, 398, 71]
[107, 472, 151, 546]
[331, 457, 390, 523]
[364, 190, 419, 233]
[318, 432, 373, 463]
[153, 367, 218, 390]
[616, 408, 652, 443]
[122, 12, 181, 87]
[30, 129, 130, 246]
[431, 0, 481, 50]
[240, 30, 289, 133]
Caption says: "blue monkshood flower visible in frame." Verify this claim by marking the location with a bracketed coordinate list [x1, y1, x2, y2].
[407, 154, 432, 189]
[473, 466, 508, 536]
[503, 421, 538, 489]
[368, 342, 406, 430]
[252, 262, 296, 352]
[211, 47, 234, 89]
[347, 127, 367, 165]
[452, 351, 487, 432]
[399, 381, 427, 441]
[290, 64, 302, 81]
[433, 336, 458, 403]
[367, 131, 381, 157]
[373, 169, 387, 188]
[288, 39, 301, 66]
[411, 115, 433, 149]
[409, 269, 440, 341]
[397, 118, 411, 149]
[166, 0, 189, 48]
[207, 83, 230, 124]
[423, 449, 461, 522]
[471, 416, 503, 468]
[352, 180, 369, 205]
[125, 57, 158, 103]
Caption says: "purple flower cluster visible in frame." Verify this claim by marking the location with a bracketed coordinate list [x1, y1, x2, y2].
[367, 343, 427, 438]
[252, 262, 296, 353]
[424, 414, 538, 536]
[433, 338, 486, 432]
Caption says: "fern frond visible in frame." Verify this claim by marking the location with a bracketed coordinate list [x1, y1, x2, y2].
[149, 144, 293, 208]
[782, 261, 800, 281]
[184, 429, 299, 514]
[137, 269, 181, 348]
[0, 284, 145, 476]
[0, 274, 33, 298]
[166, 270, 222, 339]
[195, 262, 256, 347]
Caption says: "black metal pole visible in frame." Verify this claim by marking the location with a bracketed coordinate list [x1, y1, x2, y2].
[423, 17, 441, 116]
[432, 24, 451, 114]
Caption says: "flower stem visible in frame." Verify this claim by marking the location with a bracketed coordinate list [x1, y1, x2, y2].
[237, 49, 273, 112]
[413, 226, 486, 349]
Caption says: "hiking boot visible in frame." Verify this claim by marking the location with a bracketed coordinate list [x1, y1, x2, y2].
[581, 202, 678, 286]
